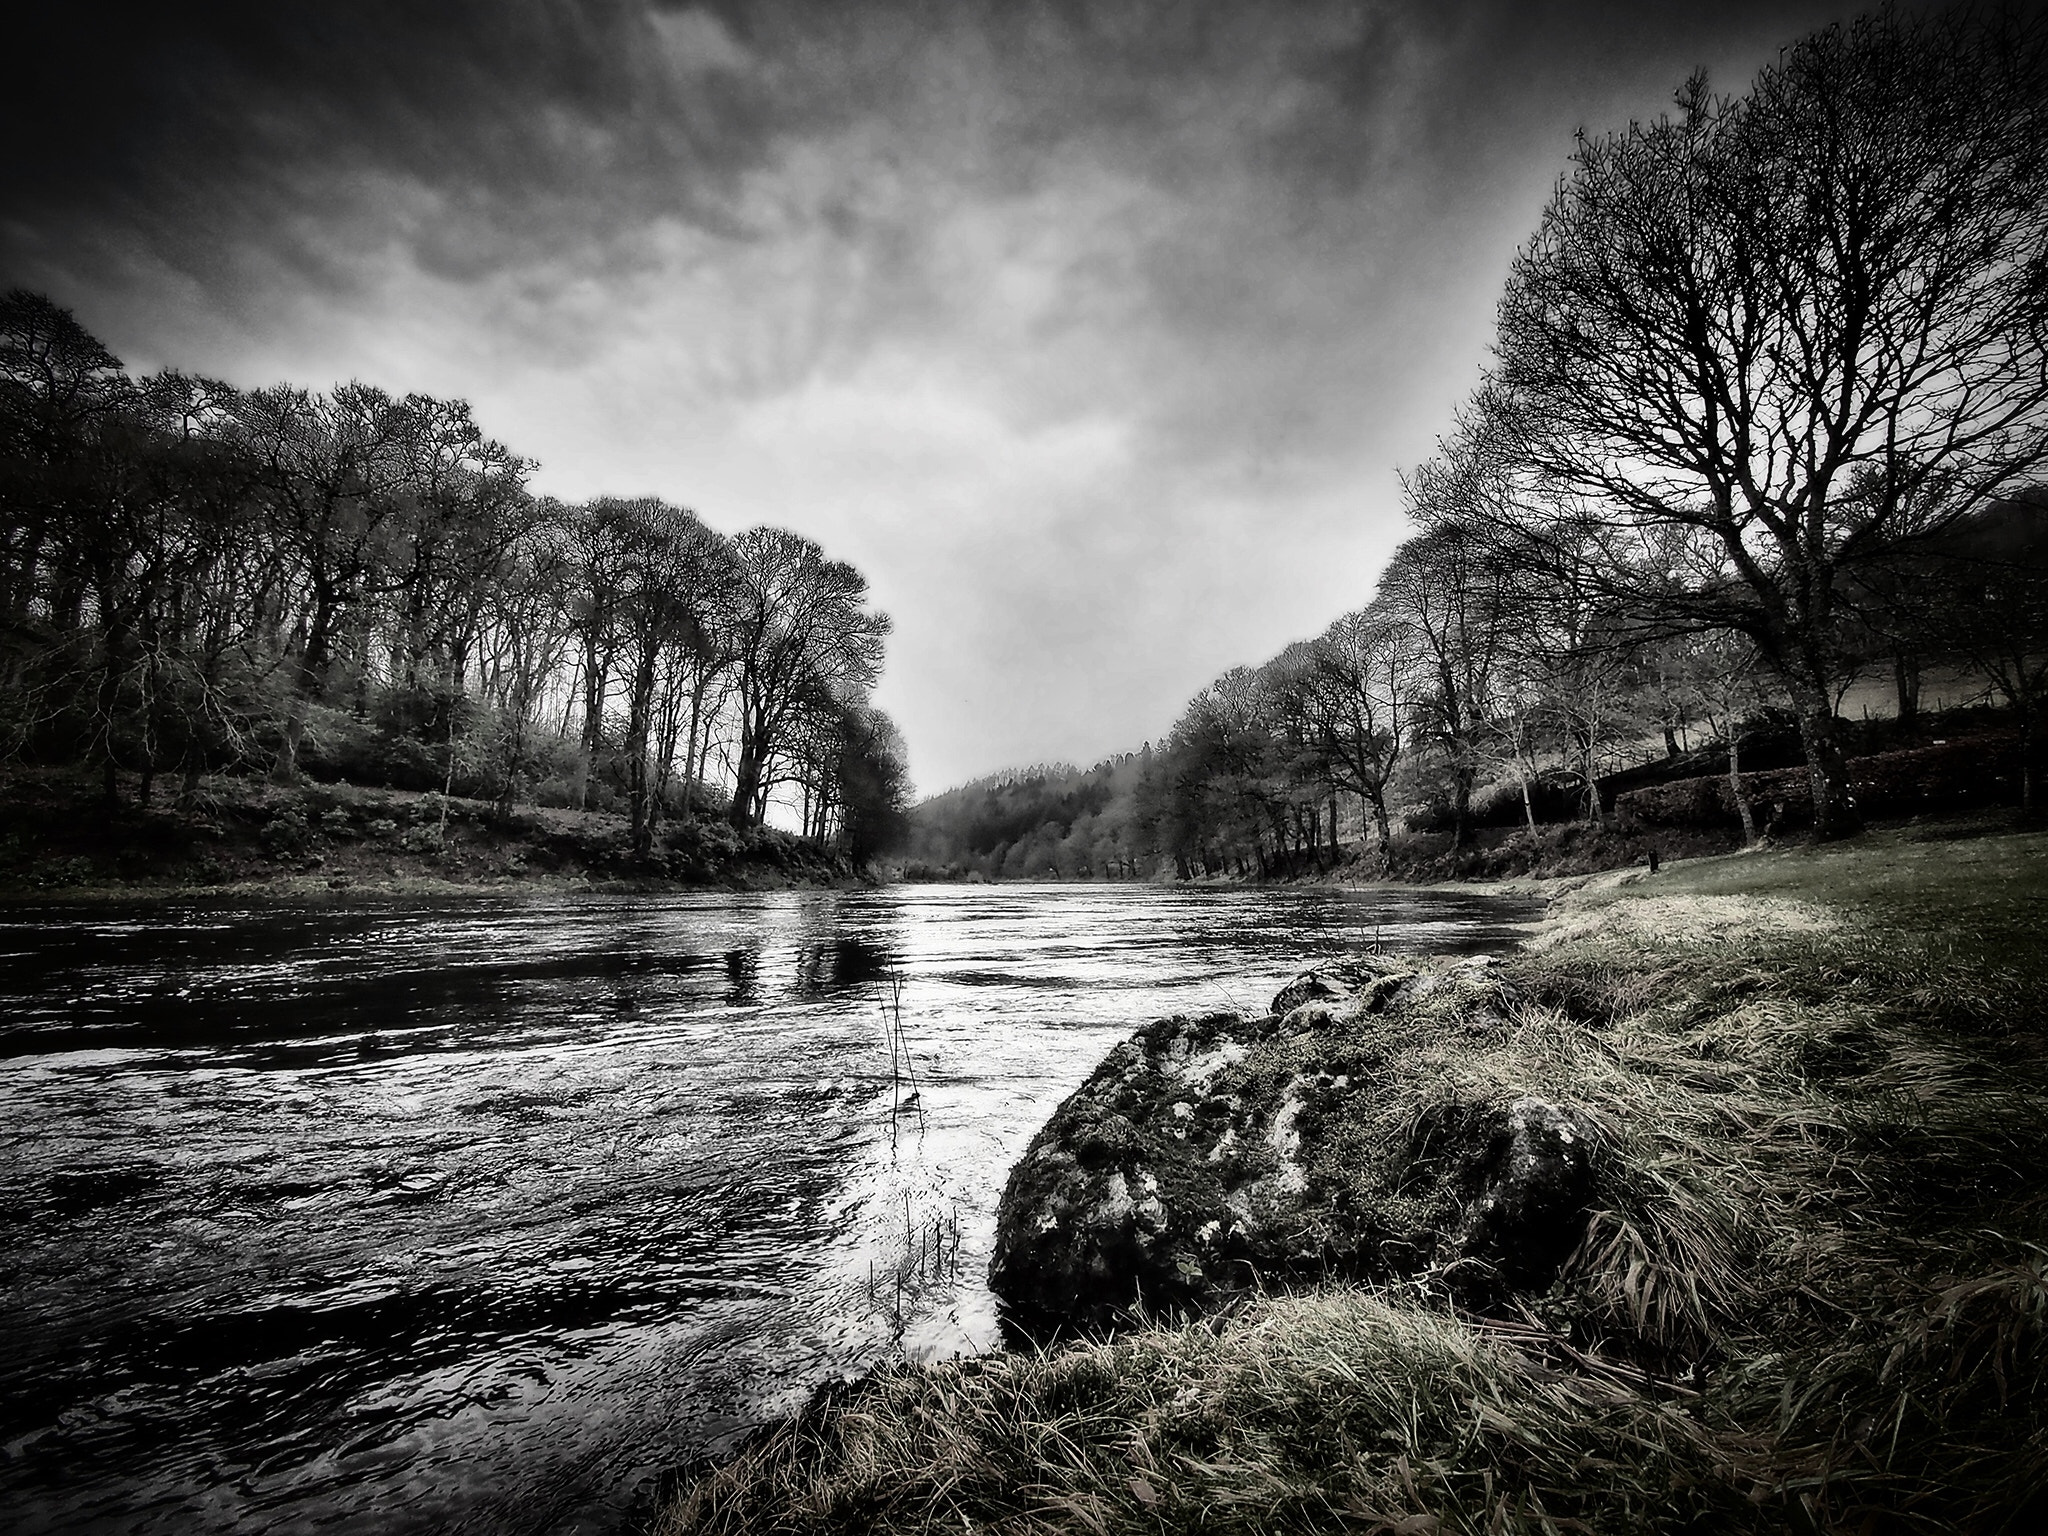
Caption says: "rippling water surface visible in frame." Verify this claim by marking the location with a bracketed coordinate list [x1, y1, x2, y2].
[0, 882, 1539, 1534]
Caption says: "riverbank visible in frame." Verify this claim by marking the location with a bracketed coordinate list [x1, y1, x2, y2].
[0, 768, 862, 899]
[661, 816, 2048, 1534]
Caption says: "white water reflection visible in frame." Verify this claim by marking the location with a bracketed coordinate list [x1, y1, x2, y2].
[0, 882, 1538, 1534]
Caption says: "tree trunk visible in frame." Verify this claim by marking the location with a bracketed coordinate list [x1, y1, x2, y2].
[496, 688, 526, 821]
[625, 651, 659, 858]
[272, 624, 311, 785]
[273, 696, 308, 786]
[2022, 711, 2036, 818]
[681, 677, 704, 821]
[95, 618, 128, 804]
[438, 715, 458, 845]
[352, 627, 373, 720]
[1894, 652, 1921, 733]
[652, 699, 683, 829]
[1729, 731, 1757, 845]
[275, 600, 336, 786]
[1368, 791, 1393, 877]
[729, 727, 763, 830]
[576, 635, 606, 813]
[628, 750, 650, 853]
[1451, 773, 1473, 850]
[1791, 684, 1862, 840]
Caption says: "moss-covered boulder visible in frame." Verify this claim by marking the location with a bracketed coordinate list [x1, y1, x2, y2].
[989, 954, 1603, 1338]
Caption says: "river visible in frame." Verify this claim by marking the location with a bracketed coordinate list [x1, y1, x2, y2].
[0, 882, 1540, 1535]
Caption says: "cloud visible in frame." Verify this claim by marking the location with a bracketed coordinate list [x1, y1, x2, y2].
[2, 0, 1854, 791]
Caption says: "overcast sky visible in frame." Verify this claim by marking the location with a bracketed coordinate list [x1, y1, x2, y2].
[3, 0, 1850, 794]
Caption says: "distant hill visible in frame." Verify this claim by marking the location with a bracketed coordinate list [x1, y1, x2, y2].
[906, 752, 1159, 880]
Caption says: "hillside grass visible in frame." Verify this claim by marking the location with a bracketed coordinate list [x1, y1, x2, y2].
[661, 816, 2048, 1536]
[1607, 814, 2048, 980]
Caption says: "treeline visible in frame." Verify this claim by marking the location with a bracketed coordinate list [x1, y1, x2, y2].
[906, 757, 1152, 880]
[912, 8, 2048, 883]
[0, 291, 909, 862]
[914, 500, 2042, 887]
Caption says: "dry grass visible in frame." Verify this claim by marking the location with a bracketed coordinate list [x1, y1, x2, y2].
[662, 819, 2048, 1535]
[663, 1289, 1741, 1535]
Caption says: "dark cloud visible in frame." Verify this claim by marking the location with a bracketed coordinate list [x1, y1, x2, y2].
[5, 3, 1829, 297]
[9, 3, 792, 307]
[6, 3, 1836, 348]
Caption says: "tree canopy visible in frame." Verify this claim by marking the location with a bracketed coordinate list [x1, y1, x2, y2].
[0, 290, 910, 863]
[1477, 7, 2048, 835]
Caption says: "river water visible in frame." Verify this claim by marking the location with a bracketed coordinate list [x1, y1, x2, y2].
[0, 882, 1539, 1535]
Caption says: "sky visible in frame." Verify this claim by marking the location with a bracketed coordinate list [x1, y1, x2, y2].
[1, 0, 1853, 795]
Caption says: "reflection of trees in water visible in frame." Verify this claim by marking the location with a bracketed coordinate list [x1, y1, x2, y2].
[722, 947, 759, 1004]
[720, 913, 903, 1004]
[791, 934, 897, 994]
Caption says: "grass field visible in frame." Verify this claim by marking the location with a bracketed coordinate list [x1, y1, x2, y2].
[1601, 815, 2048, 970]
[662, 817, 2048, 1535]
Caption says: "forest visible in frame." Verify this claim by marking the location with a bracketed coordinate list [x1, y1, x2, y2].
[911, 10, 2048, 885]
[0, 293, 911, 871]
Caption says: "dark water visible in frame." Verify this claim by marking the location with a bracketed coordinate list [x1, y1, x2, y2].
[0, 883, 1539, 1535]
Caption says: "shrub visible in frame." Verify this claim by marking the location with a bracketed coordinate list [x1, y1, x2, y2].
[259, 807, 311, 859]
[399, 825, 443, 856]
[531, 777, 579, 809]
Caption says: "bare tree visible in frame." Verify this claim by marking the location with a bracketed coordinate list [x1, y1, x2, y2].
[475, 508, 573, 818]
[561, 503, 632, 811]
[1486, 9, 2048, 838]
[724, 527, 888, 829]
[1377, 521, 1512, 850]
[0, 290, 128, 633]
[0, 289, 901, 857]
[384, 395, 532, 733]
[1676, 633, 1786, 845]
[1301, 605, 1416, 871]
[235, 383, 413, 783]
[589, 498, 725, 856]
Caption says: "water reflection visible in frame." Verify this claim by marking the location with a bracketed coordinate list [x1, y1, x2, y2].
[792, 936, 899, 995]
[0, 882, 1537, 1535]
[722, 946, 760, 1004]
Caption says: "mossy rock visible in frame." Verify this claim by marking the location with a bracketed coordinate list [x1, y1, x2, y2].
[990, 956, 1603, 1338]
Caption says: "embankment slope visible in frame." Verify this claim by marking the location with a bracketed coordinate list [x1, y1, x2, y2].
[0, 770, 859, 898]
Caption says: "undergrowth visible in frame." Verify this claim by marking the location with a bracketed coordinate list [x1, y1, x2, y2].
[662, 822, 2048, 1535]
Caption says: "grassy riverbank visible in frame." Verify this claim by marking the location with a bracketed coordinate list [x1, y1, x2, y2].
[663, 817, 2048, 1535]
[0, 768, 861, 899]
